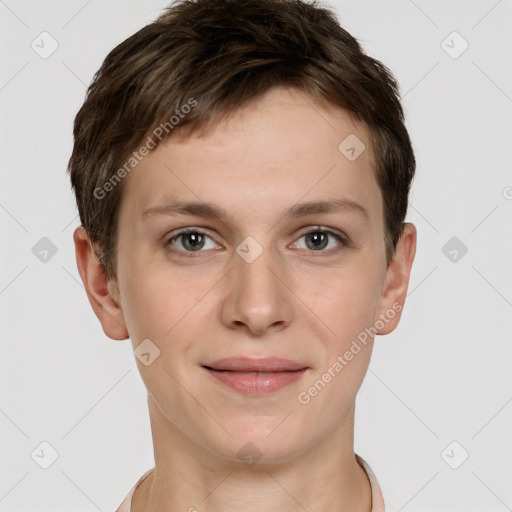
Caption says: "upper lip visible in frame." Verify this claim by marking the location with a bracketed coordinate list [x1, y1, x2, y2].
[203, 357, 308, 372]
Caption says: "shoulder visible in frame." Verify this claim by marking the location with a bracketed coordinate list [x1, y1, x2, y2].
[356, 454, 386, 512]
[115, 468, 154, 512]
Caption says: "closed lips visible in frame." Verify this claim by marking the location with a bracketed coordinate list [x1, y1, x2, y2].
[203, 357, 308, 372]
[203, 358, 308, 394]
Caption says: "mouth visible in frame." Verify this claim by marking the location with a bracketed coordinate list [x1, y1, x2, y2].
[202, 357, 309, 395]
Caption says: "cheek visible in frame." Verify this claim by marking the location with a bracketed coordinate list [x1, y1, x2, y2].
[119, 262, 214, 349]
[118, 267, 208, 405]
[118, 262, 177, 343]
[303, 265, 383, 348]
[296, 275, 379, 421]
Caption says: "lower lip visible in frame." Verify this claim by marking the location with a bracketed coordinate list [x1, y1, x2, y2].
[204, 368, 307, 395]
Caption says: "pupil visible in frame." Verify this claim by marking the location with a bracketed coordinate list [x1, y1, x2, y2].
[308, 232, 327, 250]
[184, 232, 204, 250]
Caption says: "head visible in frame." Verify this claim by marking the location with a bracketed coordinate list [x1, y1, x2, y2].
[70, 0, 416, 466]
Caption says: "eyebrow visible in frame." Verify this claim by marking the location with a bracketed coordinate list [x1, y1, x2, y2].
[141, 198, 370, 223]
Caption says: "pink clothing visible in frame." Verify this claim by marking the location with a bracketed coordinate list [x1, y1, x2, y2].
[116, 468, 153, 512]
[356, 454, 386, 512]
[116, 453, 385, 511]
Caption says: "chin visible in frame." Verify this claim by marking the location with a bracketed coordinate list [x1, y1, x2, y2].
[204, 417, 310, 467]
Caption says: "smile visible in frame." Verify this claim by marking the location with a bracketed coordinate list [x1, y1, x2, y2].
[202, 357, 309, 395]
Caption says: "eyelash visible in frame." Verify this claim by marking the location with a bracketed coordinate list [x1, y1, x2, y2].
[164, 227, 348, 257]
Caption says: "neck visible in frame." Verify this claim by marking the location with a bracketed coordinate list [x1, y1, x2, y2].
[132, 397, 372, 512]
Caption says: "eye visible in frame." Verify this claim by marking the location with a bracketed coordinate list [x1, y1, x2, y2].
[167, 229, 219, 253]
[292, 229, 346, 252]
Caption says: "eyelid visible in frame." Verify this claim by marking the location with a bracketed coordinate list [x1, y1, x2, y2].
[295, 225, 348, 241]
[291, 226, 348, 253]
[165, 227, 222, 255]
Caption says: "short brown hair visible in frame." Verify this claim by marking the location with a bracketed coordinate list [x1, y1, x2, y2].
[68, 0, 415, 281]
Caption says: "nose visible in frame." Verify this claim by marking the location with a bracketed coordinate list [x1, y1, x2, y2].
[219, 242, 294, 337]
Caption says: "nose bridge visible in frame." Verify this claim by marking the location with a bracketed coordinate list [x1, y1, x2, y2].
[220, 237, 292, 335]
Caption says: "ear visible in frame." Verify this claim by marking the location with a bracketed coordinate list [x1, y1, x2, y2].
[375, 223, 417, 335]
[73, 226, 129, 340]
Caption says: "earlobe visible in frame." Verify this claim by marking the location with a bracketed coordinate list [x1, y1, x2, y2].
[375, 223, 417, 335]
[73, 226, 129, 340]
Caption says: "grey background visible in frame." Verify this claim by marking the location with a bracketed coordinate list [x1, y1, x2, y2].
[1, 1, 511, 510]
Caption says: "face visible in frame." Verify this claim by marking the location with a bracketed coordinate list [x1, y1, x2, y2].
[93, 87, 413, 465]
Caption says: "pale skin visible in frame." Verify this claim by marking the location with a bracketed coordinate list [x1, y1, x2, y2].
[74, 86, 416, 511]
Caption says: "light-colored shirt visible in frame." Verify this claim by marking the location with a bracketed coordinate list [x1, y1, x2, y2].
[116, 453, 385, 511]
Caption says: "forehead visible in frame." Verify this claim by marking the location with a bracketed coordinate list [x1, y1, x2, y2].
[119, 87, 382, 227]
